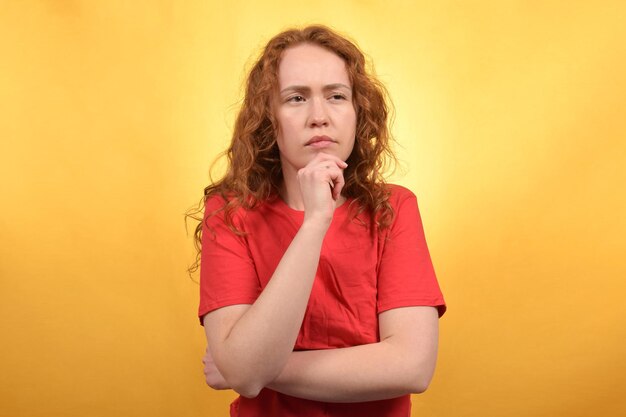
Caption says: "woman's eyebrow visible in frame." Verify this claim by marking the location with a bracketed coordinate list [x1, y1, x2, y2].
[323, 83, 351, 92]
[280, 85, 311, 94]
[280, 83, 352, 94]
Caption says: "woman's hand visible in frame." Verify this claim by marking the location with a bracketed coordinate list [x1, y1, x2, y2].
[203, 347, 231, 390]
[297, 152, 348, 226]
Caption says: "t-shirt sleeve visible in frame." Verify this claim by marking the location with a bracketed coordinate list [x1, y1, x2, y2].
[198, 196, 261, 325]
[377, 187, 447, 317]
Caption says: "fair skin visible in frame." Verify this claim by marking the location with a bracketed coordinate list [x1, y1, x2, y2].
[273, 43, 356, 210]
[202, 43, 440, 402]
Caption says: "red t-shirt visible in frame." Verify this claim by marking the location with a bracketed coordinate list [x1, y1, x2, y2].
[199, 184, 446, 417]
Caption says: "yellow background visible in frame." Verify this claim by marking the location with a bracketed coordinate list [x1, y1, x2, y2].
[1, 1, 625, 416]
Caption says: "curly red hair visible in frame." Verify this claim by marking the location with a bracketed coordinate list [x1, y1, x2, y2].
[186, 25, 397, 276]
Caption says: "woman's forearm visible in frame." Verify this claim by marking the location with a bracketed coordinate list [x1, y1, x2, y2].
[266, 340, 427, 403]
[214, 220, 327, 396]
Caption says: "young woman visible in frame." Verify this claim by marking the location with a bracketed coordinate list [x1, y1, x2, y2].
[191, 25, 446, 417]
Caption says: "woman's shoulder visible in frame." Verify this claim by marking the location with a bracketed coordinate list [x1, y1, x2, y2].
[204, 191, 285, 225]
[384, 183, 417, 206]
[204, 192, 233, 212]
[203, 192, 251, 225]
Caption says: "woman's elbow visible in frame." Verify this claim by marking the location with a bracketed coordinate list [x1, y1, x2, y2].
[407, 361, 436, 394]
[232, 383, 263, 399]
[410, 377, 431, 394]
[226, 375, 266, 399]
[225, 365, 277, 399]
[217, 356, 284, 398]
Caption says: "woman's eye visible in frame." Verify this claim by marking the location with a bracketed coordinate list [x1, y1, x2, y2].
[330, 94, 347, 100]
[288, 95, 305, 103]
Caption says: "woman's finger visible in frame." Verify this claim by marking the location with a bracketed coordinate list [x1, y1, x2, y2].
[332, 169, 346, 200]
[306, 151, 347, 169]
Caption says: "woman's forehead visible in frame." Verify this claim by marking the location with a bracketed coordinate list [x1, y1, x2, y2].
[278, 44, 351, 88]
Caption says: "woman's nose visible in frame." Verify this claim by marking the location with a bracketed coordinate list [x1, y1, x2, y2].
[308, 98, 329, 127]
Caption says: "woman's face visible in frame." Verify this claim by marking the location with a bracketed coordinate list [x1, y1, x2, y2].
[273, 43, 357, 179]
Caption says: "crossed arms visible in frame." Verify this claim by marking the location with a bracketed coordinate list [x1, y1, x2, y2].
[203, 304, 439, 403]
[201, 218, 439, 403]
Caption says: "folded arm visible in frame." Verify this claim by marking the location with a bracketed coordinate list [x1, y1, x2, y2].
[202, 294, 441, 402]
[202, 221, 325, 398]
[266, 306, 440, 403]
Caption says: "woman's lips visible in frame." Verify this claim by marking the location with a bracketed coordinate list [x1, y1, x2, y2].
[306, 135, 336, 148]
[307, 140, 335, 148]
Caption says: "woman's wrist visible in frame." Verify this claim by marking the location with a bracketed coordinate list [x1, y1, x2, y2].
[301, 215, 332, 234]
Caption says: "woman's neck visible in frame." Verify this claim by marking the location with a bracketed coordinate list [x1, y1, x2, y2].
[279, 167, 305, 210]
